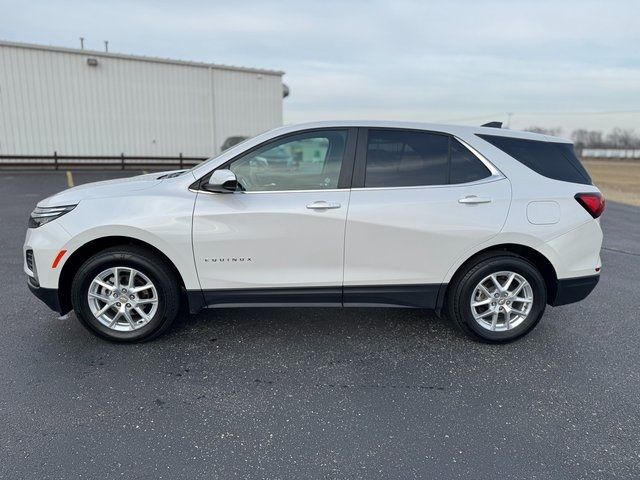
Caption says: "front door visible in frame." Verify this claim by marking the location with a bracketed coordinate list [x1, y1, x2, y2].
[192, 128, 356, 305]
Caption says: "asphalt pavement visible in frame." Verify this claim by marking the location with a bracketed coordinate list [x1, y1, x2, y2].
[0, 170, 638, 479]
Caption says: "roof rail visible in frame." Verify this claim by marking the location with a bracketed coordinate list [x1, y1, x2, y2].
[481, 121, 503, 128]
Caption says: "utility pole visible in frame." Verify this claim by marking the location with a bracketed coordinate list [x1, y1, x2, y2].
[79, 37, 84, 50]
[104, 40, 109, 53]
[506, 112, 514, 128]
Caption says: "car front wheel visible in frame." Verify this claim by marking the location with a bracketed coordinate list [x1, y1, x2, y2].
[446, 252, 547, 342]
[71, 246, 181, 342]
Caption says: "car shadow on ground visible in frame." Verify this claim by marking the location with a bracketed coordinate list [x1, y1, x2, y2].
[171, 306, 463, 344]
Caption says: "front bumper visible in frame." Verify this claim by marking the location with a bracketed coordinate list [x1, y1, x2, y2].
[27, 277, 61, 314]
[549, 274, 600, 307]
[23, 222, 71, 290]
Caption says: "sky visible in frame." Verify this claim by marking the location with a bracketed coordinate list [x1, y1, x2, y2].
[1, 0, 639, 134]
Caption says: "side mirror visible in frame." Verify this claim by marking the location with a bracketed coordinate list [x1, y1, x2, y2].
[203, 169, 238, 193]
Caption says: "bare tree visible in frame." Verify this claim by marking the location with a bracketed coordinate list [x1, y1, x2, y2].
[499, 125, 639, 149]
[569, 128, 640, 149]
[571, 129, 604, 149]
[605, 128, 640, 148]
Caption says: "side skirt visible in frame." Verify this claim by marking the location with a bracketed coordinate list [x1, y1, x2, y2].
[187, 284, 446, 313]
[202, 286, 342, 308]
[342, 284, 441, 308]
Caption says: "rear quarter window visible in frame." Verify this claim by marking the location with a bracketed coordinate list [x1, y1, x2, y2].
[477, 134, 592, 185]
[450, 139, 491, 184]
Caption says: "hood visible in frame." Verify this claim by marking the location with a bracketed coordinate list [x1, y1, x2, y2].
[37, 170, 184, 207]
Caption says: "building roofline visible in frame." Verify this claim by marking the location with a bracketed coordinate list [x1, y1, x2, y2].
[0, 39, 285, 76]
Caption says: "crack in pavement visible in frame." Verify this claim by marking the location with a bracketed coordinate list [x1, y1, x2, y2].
[602, 246, 640, 257]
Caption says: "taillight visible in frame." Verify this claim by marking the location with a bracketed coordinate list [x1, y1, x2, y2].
[575, 192, 605, 219]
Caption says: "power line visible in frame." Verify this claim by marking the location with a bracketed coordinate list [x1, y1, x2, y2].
[516, 109, 640, 116]
[442, 109, 640, 123]
[438, 113, 505, 123]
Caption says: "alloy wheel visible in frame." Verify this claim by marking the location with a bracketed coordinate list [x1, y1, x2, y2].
[470, 271, 533, 332]
[87, 267, 159, 332]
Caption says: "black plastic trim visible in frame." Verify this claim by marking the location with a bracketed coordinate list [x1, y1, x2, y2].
[352, 127, 368, 188]
[202, 286, 342, 307]
[549, 274, 599, 306]
[186, 290, 207, 314]
[27, 279, 62, 314]
[342, 284, 440, 308]
[338, 128, 358, 189]
[196, 284, 444, 309]
[434, 283, 449, 312]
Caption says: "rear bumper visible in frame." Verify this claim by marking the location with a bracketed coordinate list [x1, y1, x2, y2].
[549, 274, 599, 307]
[27, 277, 61, 314]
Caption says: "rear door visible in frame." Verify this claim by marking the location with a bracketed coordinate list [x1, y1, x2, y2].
[343, 128, 511, 307]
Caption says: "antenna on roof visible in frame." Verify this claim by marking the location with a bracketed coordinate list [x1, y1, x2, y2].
[481, 121, 502, 128]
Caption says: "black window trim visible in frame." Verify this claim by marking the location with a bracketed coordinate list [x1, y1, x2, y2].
[351, 127, 502, 190]
[190, 127, 359, 193]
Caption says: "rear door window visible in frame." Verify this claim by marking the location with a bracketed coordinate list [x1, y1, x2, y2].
[477, 134, 592, 185]
[364, 130, 449, 187]
[363, 130, 491, 188]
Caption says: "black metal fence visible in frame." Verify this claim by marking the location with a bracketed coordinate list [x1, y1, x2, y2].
[0, 152, 209, 170]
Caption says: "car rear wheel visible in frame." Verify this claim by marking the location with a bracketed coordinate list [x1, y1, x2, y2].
[71, 246, 181, 342]
[446, 252, 547, 342]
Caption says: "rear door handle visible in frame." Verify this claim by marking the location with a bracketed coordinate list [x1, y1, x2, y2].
[459, 195, 492, 204]
[306, 201, 341, 210]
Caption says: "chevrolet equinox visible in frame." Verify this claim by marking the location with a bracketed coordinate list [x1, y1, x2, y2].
[24, 121, 604, 342]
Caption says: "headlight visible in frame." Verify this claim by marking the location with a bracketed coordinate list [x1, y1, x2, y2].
[29, 205, 77, 228]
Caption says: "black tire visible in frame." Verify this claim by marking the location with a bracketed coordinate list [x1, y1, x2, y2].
[445, 252, 547, 343]
[71, 246, 181, 342]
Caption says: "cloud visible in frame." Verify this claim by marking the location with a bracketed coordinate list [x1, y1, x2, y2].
[1, 0, 638, 132]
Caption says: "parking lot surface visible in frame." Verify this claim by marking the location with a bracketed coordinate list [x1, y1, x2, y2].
[1, 171, 639, 479]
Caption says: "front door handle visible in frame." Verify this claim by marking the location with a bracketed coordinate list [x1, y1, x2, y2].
[306, 201, 341, 210]
[459, 196, 492, 205]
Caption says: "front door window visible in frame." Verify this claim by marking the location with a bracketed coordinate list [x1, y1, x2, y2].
[228, 130, 348, 191]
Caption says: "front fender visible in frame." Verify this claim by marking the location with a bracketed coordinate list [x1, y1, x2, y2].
[54, 193, 199, 290]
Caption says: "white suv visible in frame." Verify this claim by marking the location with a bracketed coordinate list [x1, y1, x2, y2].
[24, 121, 605, 343]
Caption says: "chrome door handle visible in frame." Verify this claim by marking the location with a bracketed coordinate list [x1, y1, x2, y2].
[459, 196, 492, 204]
[306, 201, 341, 210]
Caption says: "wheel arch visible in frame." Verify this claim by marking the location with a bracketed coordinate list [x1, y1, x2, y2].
[440, 243, 558, 310]
[58, 236, 187, 314]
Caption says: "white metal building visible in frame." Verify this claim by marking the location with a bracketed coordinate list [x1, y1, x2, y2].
[581, 148, 640, 160]
[0, 40, 285, 158]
